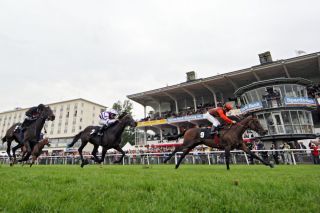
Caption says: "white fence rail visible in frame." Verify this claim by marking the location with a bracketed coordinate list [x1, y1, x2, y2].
[0, 149, 318, 165]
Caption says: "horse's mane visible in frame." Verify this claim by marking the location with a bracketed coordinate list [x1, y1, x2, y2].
[118, 112, 128, 120]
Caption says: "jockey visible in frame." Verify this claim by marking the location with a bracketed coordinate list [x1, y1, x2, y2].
[96, 108, 119, 136]
[20, 104, 46, 131]
[205, 103, 237, 135]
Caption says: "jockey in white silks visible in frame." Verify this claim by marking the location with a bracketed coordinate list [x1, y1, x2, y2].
[93, 109, 119, 136]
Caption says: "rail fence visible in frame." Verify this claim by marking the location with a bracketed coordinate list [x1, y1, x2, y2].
[0, 149, 318, 166]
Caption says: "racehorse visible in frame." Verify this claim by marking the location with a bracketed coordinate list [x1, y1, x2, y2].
[1, 123, 23, 164]
[21, 137, 50, 167]
[164, 115, 274, 170]
[15, 106, 55, 164]
[67, 113, 137, 167]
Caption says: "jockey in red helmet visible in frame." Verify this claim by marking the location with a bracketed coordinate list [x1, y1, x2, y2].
[205, 103, 237, 135]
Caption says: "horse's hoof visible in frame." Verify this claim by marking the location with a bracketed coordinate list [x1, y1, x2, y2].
[269, 163, 274, 168]
[9, 162, 13, 167]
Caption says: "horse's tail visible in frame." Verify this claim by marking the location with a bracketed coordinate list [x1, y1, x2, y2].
[2, 136, 7, 144]
[67, 131, 83, 148]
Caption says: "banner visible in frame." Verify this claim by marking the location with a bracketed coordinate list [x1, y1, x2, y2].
[284, 97, 317, 106]
[137, 119, 167, 127]
[167, 114, 204, 123]
[240, 102, 263, 113]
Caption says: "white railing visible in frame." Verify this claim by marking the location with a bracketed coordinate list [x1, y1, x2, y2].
[0, 149, 318, 166]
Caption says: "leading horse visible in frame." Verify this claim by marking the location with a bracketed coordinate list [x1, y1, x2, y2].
[164, 115, 273, 170]
[67, 113, 137, 167]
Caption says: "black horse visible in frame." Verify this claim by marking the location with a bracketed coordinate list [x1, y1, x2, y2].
[164, 115, 273, 170]
[67, 113, 137, 167]
[1, 123, 23, 164]
[17, 106, 55, 164]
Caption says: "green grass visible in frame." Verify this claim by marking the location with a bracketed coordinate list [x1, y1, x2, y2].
[0, 164, 319, 213]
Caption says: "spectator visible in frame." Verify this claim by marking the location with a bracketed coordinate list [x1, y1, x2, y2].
[270, 143, 279, 165]
[310, 142, 320, 164]
[282, 142, 292, 165]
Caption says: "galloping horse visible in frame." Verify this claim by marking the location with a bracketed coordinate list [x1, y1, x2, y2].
[16, 106, 55, 164]
[67, 113, 137, 167]
[1, 123, 23, 163]
[21, 137, 50, 167]
[164, 115, 274, 170]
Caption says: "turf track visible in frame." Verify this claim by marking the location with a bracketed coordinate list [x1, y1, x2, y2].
[0, 164, 319, 212]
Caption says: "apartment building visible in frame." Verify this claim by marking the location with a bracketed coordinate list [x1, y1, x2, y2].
[0, 98, 106, 151]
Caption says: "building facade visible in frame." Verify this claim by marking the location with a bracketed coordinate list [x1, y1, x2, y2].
[235, 78, 317, 143]
[0, 98, 106, 151]
[128, 52, 320, 146]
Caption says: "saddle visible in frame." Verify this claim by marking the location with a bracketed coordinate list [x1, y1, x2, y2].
[200, 128, 220, 145]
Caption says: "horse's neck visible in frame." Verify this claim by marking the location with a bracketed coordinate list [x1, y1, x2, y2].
[33, 117, 46, 134]
[110, 119, 127, 136]
[232, 117, 251, 136]
[38, 141, 46, 150]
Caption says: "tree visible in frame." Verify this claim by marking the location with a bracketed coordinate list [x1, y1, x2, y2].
[112, 99, 135, 146]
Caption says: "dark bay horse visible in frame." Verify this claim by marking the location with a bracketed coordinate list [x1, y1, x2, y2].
[67, 114, 137, 167]
[16, 106, 55, 164]
[164, 115, 273, 170]
[2, 123, 23, 163]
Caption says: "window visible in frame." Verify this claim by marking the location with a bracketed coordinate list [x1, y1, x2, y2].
[66, 112, 69, 118]
[281, 111, 293, 134]
[74, 110, 77, 117]
[290, 111, 300, 124]
[285, 85, 294, 97]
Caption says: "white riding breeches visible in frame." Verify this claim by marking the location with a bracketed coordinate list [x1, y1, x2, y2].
[204, 112, 220, 127]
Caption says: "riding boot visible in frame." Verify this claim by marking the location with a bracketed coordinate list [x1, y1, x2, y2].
[210, 126, 217, 135]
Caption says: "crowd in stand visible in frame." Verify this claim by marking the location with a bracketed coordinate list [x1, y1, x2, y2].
[139, 103, 217, 122]
[307, 83, 320, 99]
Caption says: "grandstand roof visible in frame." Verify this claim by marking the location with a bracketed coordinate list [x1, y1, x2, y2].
[128, 52, 320, 106]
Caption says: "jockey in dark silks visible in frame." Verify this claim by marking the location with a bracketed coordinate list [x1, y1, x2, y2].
[18, 104, 46, 143]
[205, 103, 237, 135]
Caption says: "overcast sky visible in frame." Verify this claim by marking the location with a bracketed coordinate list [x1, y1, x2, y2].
[0, 0, 319, 118]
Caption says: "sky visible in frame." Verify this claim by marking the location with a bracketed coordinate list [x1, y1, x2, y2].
[0, 0, 319, 119]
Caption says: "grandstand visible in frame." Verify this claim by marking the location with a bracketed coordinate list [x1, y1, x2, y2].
[127, 52, 320, 148]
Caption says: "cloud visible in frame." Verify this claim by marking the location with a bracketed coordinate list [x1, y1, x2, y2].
[0, 0, 320, 118]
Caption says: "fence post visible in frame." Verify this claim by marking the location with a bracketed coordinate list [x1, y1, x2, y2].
[147, 154, 150, 165]
[174, 153, 177, 165]
[207, 153, 211, 165]
[244, 151, 249, 165]
[291, 152, 296, 165]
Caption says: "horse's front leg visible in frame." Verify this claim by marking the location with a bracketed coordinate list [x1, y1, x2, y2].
[113, 145, 125, 164]
[224, 146, 231, 170]
[19, 141, 32, 162]
[241, 143, 273, 168]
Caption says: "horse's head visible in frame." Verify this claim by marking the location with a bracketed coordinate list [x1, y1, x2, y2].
[40, 106, 55, 121]
[42, 138, 51, 147]
[121, 114, 137, 128]
[247, 115, 268, 136]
